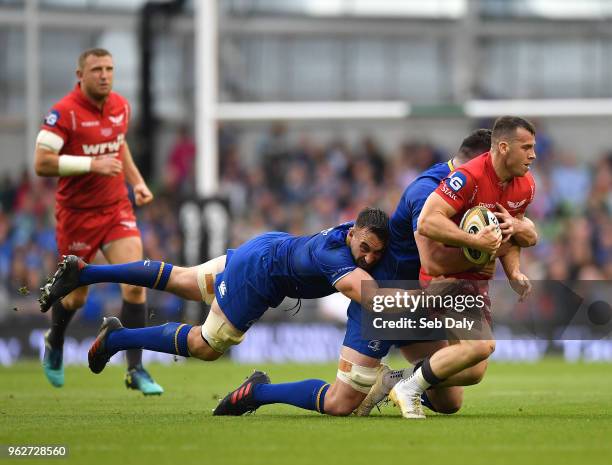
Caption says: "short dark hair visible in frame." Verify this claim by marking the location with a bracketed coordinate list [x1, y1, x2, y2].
[78, 48, 112, 70]
[355, 207, 389, 245]
[458, 129, 492, 160]
[492, 116, 536, 144]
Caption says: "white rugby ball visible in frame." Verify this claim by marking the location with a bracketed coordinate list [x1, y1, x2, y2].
[459, 206, 501, 265]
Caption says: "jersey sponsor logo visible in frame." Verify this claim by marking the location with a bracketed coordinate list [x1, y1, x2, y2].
[81, 120, 100, 127]
[507, 199, 527, 209]
[218, 280, 227, 298]
[478, 202, 496, 209]
[446, 172, 466, 192]
[440, 183, 458, 201]
[82, 134, 124, 156]
[100, 127, 113, 137]
[109, 113, 125, 126]
[44, 110, 60, 127]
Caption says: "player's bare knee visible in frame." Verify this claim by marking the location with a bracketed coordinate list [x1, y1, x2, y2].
[186, 326, 222, 361]
[321, 387, 359, 416]
[120, 283, 145, 303]
[467, 340, 495, 363]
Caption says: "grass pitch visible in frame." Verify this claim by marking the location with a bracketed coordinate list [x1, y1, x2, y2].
[1, 359, 611, 465]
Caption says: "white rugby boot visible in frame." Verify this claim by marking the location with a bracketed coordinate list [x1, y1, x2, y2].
[389, 377, 426, 419]
[355, 364, 407, 416]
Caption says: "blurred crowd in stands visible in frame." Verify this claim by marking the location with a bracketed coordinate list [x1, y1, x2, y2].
[2, 122, 612, 322]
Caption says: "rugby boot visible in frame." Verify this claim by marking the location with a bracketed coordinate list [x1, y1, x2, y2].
[42, 330, 64, 388]
[389, 378, 426, 419]
[125, 365, 164, 396]
[88, 317, 123, 374]
[39, 255, 85, 313]
[213, 370, 271, 416]
[354, 364, 396, 416]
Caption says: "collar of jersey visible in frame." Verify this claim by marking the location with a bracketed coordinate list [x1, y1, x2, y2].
[72, 83, 108, 115]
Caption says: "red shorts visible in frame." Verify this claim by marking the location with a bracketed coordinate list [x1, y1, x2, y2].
[55, 197, 141, 262]
[420, 269, 493, 327]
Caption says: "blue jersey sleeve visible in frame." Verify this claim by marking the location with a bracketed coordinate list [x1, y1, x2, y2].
[407, 177, 441, 232]
[313, 240, 357, 287]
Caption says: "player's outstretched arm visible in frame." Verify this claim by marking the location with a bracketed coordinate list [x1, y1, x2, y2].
[418, 193, 500, 255]
[334, 268, 378, 307]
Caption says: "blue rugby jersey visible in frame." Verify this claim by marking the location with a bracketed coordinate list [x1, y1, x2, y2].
[268, 222, 357, 302]
[388, 160, 455, 277]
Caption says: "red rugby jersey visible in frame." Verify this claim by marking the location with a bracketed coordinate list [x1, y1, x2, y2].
[422, 151, 536, 281]
[41, 84, 130, 209]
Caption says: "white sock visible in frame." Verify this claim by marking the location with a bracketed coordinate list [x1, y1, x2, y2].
[399, 367, 431, 395]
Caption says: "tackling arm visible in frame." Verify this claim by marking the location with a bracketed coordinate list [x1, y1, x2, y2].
[334, 267, 460, 312]
[334, 268, 378, 307]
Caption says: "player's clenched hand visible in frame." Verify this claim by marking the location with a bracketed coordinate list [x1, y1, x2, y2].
[494, 203, 514, 242]
[474, 224, 502, 256]
[508, 270, 532, 302]
[91, 157, 123, 176]
[133, 183, 154, 206]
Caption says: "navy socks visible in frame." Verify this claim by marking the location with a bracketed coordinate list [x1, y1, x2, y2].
[253, 379, 330, 413]
[78, 260, 173, 290]
[106, 322, 192, 358]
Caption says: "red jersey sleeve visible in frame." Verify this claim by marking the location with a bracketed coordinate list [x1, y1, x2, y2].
[40, 104, 71, 146]
[433, 168, 476, 213]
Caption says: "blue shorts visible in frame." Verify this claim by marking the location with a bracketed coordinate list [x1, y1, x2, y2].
[214, 232, 289, 332]
[342, 252, 421, 359]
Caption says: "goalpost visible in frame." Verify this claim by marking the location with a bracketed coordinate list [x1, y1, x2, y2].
[195, 0, 612, 197]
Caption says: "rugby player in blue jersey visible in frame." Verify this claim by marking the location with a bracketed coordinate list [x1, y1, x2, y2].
[39, 207, 392, 406]
[215, 128, 535, 417]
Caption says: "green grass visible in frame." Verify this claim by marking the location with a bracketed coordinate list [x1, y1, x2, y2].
[1, 359, 611, 465]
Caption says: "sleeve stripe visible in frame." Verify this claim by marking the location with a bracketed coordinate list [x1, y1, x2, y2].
[331, 268, 356, 287]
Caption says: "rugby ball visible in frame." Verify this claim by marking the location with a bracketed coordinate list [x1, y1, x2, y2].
[459, 206, 501, 265]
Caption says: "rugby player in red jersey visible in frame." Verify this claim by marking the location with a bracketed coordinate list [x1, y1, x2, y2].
[388, 115, 538, 418]
[34, 48, 162, 395]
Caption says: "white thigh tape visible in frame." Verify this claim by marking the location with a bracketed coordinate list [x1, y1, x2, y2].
[336, 358, 379, 394]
